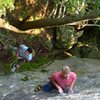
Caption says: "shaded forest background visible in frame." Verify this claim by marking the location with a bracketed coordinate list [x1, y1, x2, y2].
[0, 0, 100, 63]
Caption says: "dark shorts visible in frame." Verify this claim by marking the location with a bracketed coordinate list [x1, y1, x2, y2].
[43, 81, 56, 92]
[17, 59, 25, 65]
[43, 81, 69, 93]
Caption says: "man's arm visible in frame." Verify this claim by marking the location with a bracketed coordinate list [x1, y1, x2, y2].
[69, 74, 77, 94]
[16, 47, 23, 59]
[49, 74, 63, 94]
[16, 50, 22, 59]
[26, 54, 32, 62]
[69, 79, 76, 94]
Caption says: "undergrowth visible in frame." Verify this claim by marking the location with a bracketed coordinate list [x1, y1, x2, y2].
[4, 56, 52, 75]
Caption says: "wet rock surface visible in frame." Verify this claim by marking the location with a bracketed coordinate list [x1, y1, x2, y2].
[0, 57, 100, 100]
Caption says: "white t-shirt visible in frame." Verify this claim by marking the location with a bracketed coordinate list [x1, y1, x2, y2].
[19, 44, 32, 61]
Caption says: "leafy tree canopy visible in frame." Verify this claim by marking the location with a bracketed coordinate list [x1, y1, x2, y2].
[0, 0, 14, 16]
[1, 0, 100, 29]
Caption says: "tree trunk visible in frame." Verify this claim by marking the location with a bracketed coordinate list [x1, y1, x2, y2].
[6, 10, 100, 30]
[52, 27, 57, 48]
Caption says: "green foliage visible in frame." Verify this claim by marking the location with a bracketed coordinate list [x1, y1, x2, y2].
[18, 56, 50, 72]
[51, 0, 100, 15]
[67, 0, 86, 14]
[56, 26, 79, 49]
[85, 0, 100, 12]
[2, 56, 50, 75]
[96, 28, 100, 49]
[0, 0, 14, 16]
[4, 63, 12, 75]
[18, 8, 29, 19]
[52, 0, 61, 4]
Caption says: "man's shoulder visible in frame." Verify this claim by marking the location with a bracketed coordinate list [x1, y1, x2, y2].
[26, 53, 32, 61]
[53, 71, 61, 74]
[20, 44, 28, 51]
[70, 72, 77, 78]
[52, 71, 61, 76]
[20, 44, 28, 48]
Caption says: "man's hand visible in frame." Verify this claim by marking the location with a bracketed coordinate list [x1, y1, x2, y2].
[58, 87, 63, 94]
[69, 88, 73, 94]
[58, 87, 66, 96]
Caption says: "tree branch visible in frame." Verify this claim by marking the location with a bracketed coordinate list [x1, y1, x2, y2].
[6, 9, 21, 29]
[6, 10, 100, 31]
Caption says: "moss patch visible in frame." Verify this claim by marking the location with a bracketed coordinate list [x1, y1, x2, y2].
[17, 56, 51, 72]
[0, 56, 51, 75]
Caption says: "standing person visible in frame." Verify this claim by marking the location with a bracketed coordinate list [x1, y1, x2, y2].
[11, 44, 33, 72]
[34, 66, 77, 95]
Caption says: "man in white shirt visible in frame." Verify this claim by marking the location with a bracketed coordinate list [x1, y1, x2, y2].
[11, 44, 33, 72]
